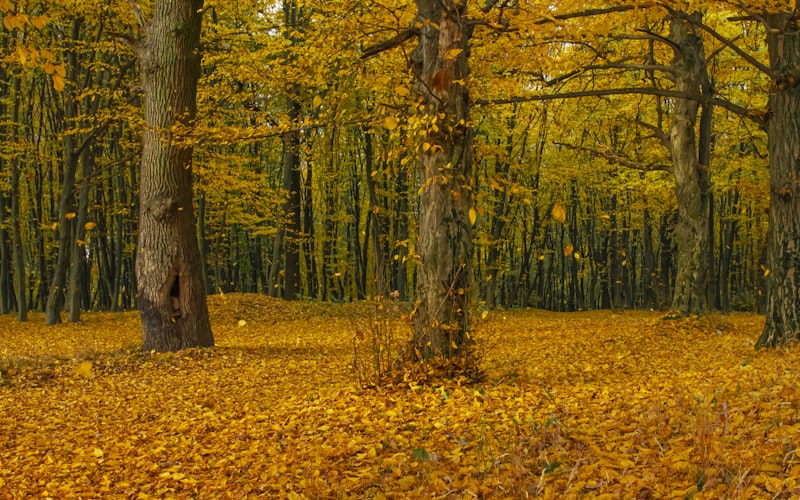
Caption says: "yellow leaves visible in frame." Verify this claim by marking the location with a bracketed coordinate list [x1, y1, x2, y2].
[312, 95, 323, 108]
[468, 207, 477, 226]
[65, 212, 76, 220]
[563, 243, 573, 256]
[552, 203, 566, 222]
[84, 221, 97, 231]
[3, 12, 27, 30]
[74, 361, 93, 378]
[0, 297, 790, 498]
[30, 14, 49, 30]
[444, 48, 463, 60]
[52, 75, 65, 91]
[383, 116, 398, 131]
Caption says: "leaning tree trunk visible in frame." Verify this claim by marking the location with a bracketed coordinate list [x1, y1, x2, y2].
[667, 13, 713, 316]
[757, 11, 800, 348]
[134, 0, 213, 352]
[411, 0, 473, 361]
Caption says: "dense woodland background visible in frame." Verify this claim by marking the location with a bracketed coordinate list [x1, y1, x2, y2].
[0, 0, 773, 322]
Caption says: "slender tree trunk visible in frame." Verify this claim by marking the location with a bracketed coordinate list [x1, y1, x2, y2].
[411, 0, 473, 361]
[46, 17, 84, 325]
[10, 77, 26, 321]
[667, 12, 713, 316]
[302, 157, 317, 298]
[282, 110, 302, 301]
[393, 157, 410, 300]
[364, 129, 387, 297]
[68, 146, 93, 322]
[757, 11, 800, 347]
[135, 0, 213, 352]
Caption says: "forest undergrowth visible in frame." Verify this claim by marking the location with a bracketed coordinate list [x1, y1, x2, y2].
[1, 294, 799, 499]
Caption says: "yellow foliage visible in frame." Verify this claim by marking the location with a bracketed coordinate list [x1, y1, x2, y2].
[0, 295, 797, 498]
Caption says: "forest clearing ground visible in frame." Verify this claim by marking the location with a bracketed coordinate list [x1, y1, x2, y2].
[1, 294, 798, 499]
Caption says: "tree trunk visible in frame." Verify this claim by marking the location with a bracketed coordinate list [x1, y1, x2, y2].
[757, 11, 800, 348]
[68, 146, 93, 322]
[135, 0, 213, 352]
[10, 76, 26, 321]
[46, 17, 84, 325]
[667, 13, 713, 316]
[411, 0, 473, 361]
[282, 101, 302, 300]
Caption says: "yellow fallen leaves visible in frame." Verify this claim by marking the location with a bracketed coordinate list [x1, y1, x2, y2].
[0, 296, 799, 498]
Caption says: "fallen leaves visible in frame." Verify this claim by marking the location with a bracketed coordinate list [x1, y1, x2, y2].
[0, 297, 799, 498]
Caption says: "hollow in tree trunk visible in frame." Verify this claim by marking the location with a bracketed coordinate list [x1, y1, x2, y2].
[134, 0, 213, 352]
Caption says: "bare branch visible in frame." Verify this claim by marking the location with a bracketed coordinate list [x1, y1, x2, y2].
[360, 27, 418, 60]
[554, 141, 673, 173]
[675, 9, 772, 77]
[535, 4, 652, 25]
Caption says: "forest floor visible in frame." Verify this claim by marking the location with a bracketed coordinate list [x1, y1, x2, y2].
[1, 294, 798, 499]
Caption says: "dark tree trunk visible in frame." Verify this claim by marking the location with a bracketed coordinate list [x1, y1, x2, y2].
[411, 0, 473, 361]
[392, 157, 410, 300]
[641, 208, 657, 310]
[302, 157, 317, 298]
[282, 103, 302, 301]
[10, 77, 26, 321]
[364, 130, 387, 297]
[135, 0, 213, 352]
[757, 11, 800, 347]
[46, 17, 84, 325]
[68, 146, 93, 322]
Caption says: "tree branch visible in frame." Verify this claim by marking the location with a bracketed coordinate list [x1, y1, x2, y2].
[360, 27, 419, 60]
[474, 87, 762, 126]
[554, 141, 673, 173]
[673, 8, 772, 77]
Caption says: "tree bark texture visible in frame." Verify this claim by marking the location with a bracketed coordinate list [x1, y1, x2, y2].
[757, 11, 800, 348]
[136, 0, 213, 352]
[667, 13, 713, 316]
[411, 0, 473, 361]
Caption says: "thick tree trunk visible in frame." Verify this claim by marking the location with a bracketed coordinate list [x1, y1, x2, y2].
[411, 0, 473, 361]
[757, 11, 800, 348]
[135, 0, 213, 352]
[667, 13, 713, 316]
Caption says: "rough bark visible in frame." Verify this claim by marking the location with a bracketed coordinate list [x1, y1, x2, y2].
[757, 11, 800, 348]
[411, 0, 473, 361]
[136, 0, 213, 352]
[667, 13, 713, 316]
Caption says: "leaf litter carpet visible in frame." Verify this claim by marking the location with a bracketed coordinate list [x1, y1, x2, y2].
[1, 294, 799, 498]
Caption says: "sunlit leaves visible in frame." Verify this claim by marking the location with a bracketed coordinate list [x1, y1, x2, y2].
[552, 203, 566, 222]
[0, 297, 796, 497]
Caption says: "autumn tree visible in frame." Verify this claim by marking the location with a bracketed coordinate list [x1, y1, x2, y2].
[755, 6, 800, 347]
[132, 0, 213, 351]
[409, 0, 474, 361]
